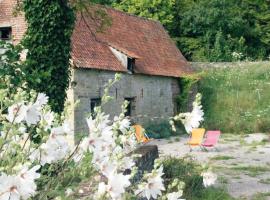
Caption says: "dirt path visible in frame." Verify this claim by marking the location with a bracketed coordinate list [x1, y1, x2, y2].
[150, 133, 270, 200]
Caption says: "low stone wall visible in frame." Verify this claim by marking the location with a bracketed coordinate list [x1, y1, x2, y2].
[190, 61, 270, 70]
[128, 145, 159, 183]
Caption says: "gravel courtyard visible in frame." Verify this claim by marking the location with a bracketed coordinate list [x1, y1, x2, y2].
[150, 133, 270, 200]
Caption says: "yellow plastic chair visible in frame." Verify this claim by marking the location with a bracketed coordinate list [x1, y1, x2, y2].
[133, 124, 151, 143]
[187, 128, 206, 150]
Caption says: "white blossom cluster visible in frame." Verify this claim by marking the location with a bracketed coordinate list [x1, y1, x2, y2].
[0, 74, 187, 200]
[170, 93, 204, 134]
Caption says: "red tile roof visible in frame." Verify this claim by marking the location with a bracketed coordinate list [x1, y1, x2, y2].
[72, 7, 193, 77]
[0, 1, 193, 77]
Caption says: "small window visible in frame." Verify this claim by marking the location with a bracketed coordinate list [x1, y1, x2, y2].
[124, 97, 135, 117]
[127, 58, 135, 73]
[90, 98, 101, 114]
[0, 27, 12, 40]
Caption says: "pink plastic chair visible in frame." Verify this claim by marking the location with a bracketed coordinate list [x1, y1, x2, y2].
[202, 130, 221, 150]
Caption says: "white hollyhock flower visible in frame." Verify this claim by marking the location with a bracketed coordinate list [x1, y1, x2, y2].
[201, 171, 217, 187]
[0, 174, 20, 200]
[18, 126, 26, 133]
[43, 111, 54, 129]
[172, 93, 204, 134]
[24, 104, 41, 126]
[114, 117, 130, 133]
[30, 136, 70, 165]
[34, 93, 48, 108]
[167, 191, 184, 200]
[16, 165, 40, 199]
[107, 172, 131, 200]
[135, 166, 165, 200]
[6, 103, 27, 123]
[97, 182, 107, 196]
[120, 156, 135, 170]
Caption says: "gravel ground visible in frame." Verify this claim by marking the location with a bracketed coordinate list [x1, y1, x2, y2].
[149, 133, 270, 200]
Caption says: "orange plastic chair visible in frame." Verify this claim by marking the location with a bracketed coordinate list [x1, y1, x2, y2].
[133, 124, 151, 143]
[187, 128, 206, 150]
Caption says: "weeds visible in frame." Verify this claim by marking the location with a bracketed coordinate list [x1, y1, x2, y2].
[199, 63, 270, 133]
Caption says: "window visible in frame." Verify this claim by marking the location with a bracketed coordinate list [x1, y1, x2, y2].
[0, 27, 12, 40]
[90, 98, 101, 114]
[124, 97, 135, 117]
[127, 58, 135, 73]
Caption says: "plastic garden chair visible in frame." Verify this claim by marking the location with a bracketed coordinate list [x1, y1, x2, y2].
[187, 128, 206, 151]
[133, 124, 151, 143]
[202, 130, 221, 151]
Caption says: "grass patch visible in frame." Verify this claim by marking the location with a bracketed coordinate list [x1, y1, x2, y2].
[251, 192, 270, 200]
[259, 178, 270, 185]
[199, 63, 270, 133]
[192, 187, 235, 200]
[211, 155, 235, 161]
[230, 165, 270, 177]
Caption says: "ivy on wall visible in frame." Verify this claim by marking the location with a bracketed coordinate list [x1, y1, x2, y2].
[22, 0, 75, 113]
[177, 74, 200, 111]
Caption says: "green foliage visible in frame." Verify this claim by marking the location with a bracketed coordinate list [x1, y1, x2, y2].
[199, 63, 270, 133]
[145, 121, 184, 139]
[113, 0, 174, 28]
[177, 74, 200, 112]
[22, 0, 75, 113]
[162, 157, 234, 200]
[0, 42, 25, 91]
[36, 152, 95, 199]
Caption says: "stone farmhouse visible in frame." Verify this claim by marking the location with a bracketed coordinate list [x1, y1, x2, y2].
[0, 0, 193, 133]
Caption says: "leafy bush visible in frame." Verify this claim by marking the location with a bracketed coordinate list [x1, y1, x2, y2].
[145, 121, 185, 139]
[162, 157, 204, 199]
[199, 63, 270, 133]
[162, 157, 234, 200]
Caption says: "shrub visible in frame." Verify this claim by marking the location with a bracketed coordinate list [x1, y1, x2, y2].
[145, 121, 185, 139]
[161, 157, 234, 200]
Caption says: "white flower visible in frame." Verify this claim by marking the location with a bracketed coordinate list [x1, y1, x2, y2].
[34, 93, 48, 108]
[42, 111, 54, 129]
[6, 103, 27, 124]
[173, 93, 204, 134]
[114, 117, 130, 133]
[97, 182, 107, 196]
[0, 174, 20, 200]
[30, 136, 70, 165]
[167, 191, 184, 200]
[107, 172, 131, 200]
[24, 104, 41, 126]
[19, 49, 28, 62]
[201, 171, 217, 187]
[18, 126, 27, 134]
[120, 156, 135, 171]
[135, 166, 165, 200]
[16, 165, 40, 199]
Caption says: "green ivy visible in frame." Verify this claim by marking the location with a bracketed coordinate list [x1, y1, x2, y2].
[22, 0, 75, 113]
[177, 74, 200, 111]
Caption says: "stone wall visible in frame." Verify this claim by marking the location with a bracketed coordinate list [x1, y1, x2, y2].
[68, 68, 180, 133]
[191, 61, 270, 70]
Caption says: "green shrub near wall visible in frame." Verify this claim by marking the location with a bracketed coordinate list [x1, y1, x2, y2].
[176, 74, 200, 112]
[198, 63, 270, 133]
